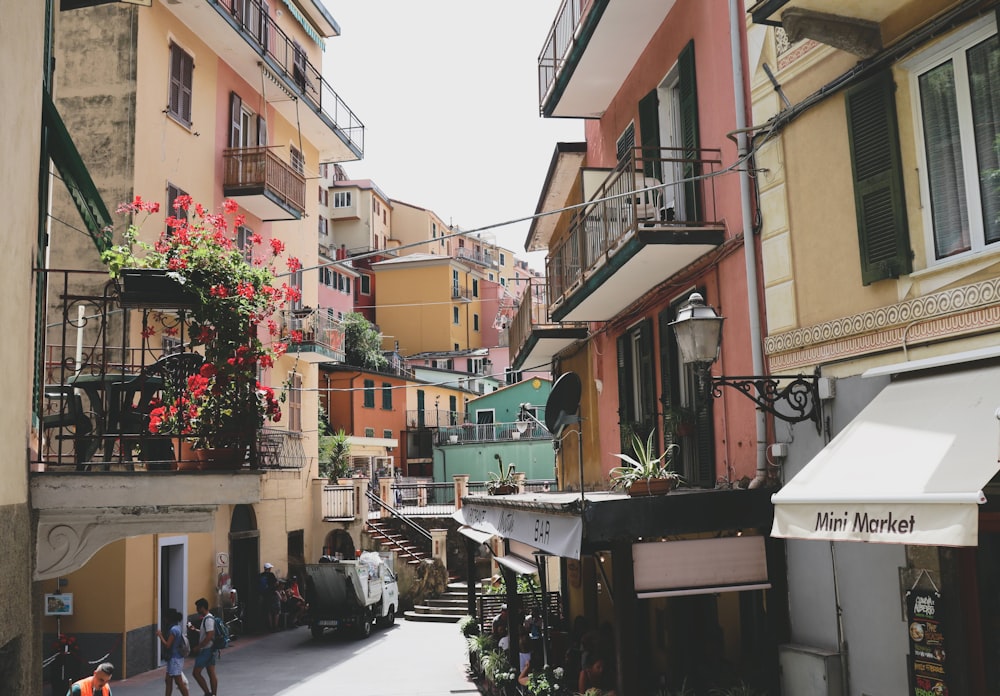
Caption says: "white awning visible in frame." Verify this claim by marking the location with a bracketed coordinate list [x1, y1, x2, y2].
[633, 536, 770, 598]
[771, 365, 1000, 546]
[457, 525, 494, 546]
[452, 503, 583, 559]
[494, 553, 539, 576]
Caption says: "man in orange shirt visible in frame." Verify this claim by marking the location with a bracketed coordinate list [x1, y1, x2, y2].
[67, 662, 113, 696]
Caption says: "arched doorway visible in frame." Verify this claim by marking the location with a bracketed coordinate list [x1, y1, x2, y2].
[322, 529, 356, 560]
[229, 505, 260, 631]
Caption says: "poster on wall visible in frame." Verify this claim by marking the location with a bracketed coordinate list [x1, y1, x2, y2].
[906, 588, 948, 696]
[44, 593, 74, 616]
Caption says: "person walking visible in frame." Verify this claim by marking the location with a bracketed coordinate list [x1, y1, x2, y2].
[156, 608, 190, 696]
[258, 562, 279, 631]
[66, 662, 114, 695]
[191, 598, 218, 696]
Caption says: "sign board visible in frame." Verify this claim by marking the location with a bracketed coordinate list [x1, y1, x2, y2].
[45, 593, 74, 616]
[906, 589, 948, 695]
[454, 504, 582, 558]
[216, 552, 229, 568]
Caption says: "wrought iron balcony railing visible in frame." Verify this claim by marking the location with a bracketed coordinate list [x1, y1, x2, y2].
[277, 307, 346, 361]
[546, 147, 723, 302]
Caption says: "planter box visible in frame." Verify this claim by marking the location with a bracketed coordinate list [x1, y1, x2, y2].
[118, 269, 198, 310]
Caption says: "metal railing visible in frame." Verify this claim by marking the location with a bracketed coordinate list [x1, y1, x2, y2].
[546, 147, 723, 301]
[537, 0, 589, 109]
[455, 247, 497, 268]
[277, 308, 345, 360]
[407, 409, 468, 429]
[451, 283, 470, 300]
[212, 0, 364, 155]
[222, 147, 306, 213]
[436, 421, 550, 445]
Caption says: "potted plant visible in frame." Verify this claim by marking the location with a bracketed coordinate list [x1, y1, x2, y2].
[610, 430, 684, 496]
[102, 196, 294, 463]
[319, 429, 352, 482]
[525, 666, 567, 695]
[487, 453, 518, 495]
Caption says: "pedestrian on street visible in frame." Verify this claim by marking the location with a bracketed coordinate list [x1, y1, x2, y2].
[156, 608, 190, 696]
[67, 662, 114, 696]
[258, 562, 279, 631]
[191, 598, 218, 696]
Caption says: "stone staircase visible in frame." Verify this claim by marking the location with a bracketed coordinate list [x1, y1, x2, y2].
[404, 581, 473, 623]
[365, 519, 428, 566]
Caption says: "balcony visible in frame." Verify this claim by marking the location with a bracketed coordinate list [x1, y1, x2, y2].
[546, 148, 726, 323]
[451, 283, 471, 301]
[30, 270, 310, 579]
[222, 147, 306, 221]
[538, 0, 675, 118]
[509, 277, 587, 371]
[435, 421, 551, 446]
[277, 308, 346, 363]
[455, 247, 497, 269]
[165, 0, 364, 161]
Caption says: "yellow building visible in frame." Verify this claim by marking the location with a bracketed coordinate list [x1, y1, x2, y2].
[748, 1, 1000, 692]
[372, 253, 486, 356]
[34, 0, 364, 680]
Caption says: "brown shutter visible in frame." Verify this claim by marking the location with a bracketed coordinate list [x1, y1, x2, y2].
[229, 92, 242, 148]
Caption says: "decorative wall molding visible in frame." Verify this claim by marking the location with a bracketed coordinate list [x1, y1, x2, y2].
[35, 506, 216, 580]
[765, 277, 1000, 370]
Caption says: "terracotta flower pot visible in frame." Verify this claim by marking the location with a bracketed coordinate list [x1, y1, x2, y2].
[627, 477, 677, 497]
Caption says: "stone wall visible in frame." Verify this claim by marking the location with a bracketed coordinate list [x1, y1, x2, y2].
[1, 504, 35, 692]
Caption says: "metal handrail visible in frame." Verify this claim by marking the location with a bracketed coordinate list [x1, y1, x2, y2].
[365, 488, 432, 541]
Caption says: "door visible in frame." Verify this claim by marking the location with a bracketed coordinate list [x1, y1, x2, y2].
[158, 537, 187, 663]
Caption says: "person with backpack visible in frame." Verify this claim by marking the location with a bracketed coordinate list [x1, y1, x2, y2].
[155, 608, 190, 696]
[258, 562, 279, 632]
[191, 598, 219, 696]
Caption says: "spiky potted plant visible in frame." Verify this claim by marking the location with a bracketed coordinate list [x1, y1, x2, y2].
[610, 430, 683, 496]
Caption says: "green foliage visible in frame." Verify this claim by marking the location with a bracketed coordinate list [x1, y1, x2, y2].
[487, 453, 518, 494]
[480, 648, 515, 686]
[457, 615, 479, 638]
[318, 429, 351, 481]
[525, 666, 566, 695]
[342, 312, 388, 371]
[609, 429, 683, 491]
[485, 574, 537, 595]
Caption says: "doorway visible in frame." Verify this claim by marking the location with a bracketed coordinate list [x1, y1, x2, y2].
[229, 505, 260, 631]
[158, 537, 188, 663]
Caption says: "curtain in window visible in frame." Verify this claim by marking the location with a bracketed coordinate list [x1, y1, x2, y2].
[920, 60, 970, 258]
[968, 34, 1000, 246]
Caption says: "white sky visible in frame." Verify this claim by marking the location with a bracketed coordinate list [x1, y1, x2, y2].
[322, 1, 583, 269]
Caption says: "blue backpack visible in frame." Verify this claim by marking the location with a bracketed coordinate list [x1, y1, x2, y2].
[211, 614, 231, 650]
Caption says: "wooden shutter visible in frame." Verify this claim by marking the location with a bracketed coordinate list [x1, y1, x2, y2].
[691, 367, 715, 488]
[677, 40, 701, 221]
[168, 45, 181, 118]
[636, 319, 656, 439]
[229, 92, 242, 148]
[845, 70, 912, 285]
[638, 89, 662, 180]
[616, 122, 635, 164]
[657, 308, 676, 448]
[616, 333, 632, 451]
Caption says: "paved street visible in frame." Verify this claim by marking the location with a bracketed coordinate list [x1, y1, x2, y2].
[110, 621, 478, 696]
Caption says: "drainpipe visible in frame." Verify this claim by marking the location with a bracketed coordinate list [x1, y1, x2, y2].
[730, 0, 768, 487]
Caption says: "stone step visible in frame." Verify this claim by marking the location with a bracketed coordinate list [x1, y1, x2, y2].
[402, 610, 462, 624]
[413, 603, 469, 616]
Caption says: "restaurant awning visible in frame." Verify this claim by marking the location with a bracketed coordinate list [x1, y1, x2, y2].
[457, 525, 494, 546]
[771, 363, 1000, 546]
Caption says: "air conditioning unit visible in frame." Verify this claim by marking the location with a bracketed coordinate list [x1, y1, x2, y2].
[778, 644, 844, 696]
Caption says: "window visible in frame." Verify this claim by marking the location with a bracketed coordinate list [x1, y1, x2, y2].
[658, 297, 714, 487]
[473, 314, 480, 331]
[364, 427, 375, 438]
[290, 145, 304, 175]
[910, 19, 1000, 264]
[288, 372, 302, 432]
[489, 273, 495, 281]
[499, 252, 506, 266]
[292, 40, 307, 91]
[168, 43, 193, 125]
[381, 382, 392, 410]
[453, 306, 459, 324]
[319, 187, 328, 205]
[432, 223, 437, 238]
[360, 275, 371, 295]
[236, 225, 253, 262]
[363, 379, 375, 408]
[383, 429, 393, 440]
[290, 269, 303, 310]
[333, 191, 352, 207]
[166, 183, 189, 230]
[472, 278, 479, 297]
[617, 320, 656, 454]
[317, 217, 328, 237]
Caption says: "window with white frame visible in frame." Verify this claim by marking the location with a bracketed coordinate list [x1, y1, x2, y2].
[317, 216, 328, 237]
[290, 145, 304, 174]
[236, 225, 253, 263]
[910, 17, 1000, 262]
[333, 191, 352, 208]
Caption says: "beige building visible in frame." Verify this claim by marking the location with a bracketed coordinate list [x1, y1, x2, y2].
[31, 0, 365, 681]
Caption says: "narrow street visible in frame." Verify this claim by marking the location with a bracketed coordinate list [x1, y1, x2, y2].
[108, 620, 477, 696]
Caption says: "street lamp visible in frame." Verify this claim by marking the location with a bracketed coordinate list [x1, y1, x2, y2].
[669, 292, 823, 429]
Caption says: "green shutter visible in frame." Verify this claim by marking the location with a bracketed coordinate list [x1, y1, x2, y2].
[657, 308, 676, 448]
[616, 333, 632, 451]
[678, 40, 702, 221]
[636, 319, 656, 437]
[638, 89, 662, 180]
[845, 70, 911, 284]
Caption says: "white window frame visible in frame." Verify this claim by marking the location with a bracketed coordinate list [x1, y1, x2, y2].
[905, 15, 999, 267]
[333, 191, 352, 208]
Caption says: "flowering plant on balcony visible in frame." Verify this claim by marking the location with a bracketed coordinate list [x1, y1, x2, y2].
[102, 196, 299, 448]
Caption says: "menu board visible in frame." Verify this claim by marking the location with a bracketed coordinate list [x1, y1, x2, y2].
[906, 589, 948, 696]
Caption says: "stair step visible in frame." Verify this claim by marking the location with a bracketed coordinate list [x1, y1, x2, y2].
[413, 604, 469, 616]
[402, 610, 462, 624]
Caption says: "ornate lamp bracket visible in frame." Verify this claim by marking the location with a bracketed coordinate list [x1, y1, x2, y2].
[702, 368, 822, 433]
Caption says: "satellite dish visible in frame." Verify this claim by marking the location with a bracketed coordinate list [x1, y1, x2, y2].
[545, 371, 582, 438]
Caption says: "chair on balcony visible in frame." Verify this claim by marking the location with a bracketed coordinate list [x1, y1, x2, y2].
[42, 385, 97, 470]
[105, 352, 205, 469]
[633, 175, 665, 222]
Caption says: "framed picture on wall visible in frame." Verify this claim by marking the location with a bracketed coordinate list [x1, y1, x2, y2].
[45, 593, 74, 616]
